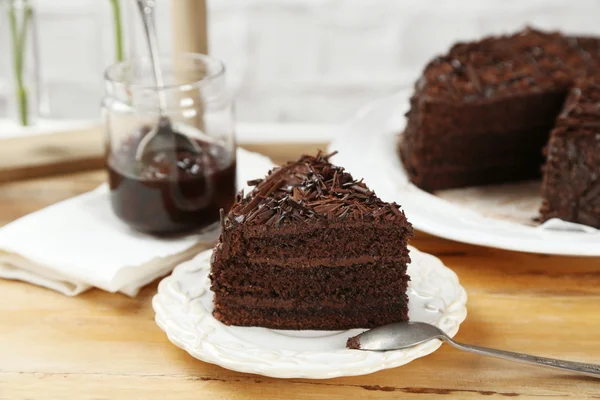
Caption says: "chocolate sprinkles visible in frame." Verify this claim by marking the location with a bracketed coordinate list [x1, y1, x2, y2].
[419, 28, 600, 100]
[224, 151, 407, 228]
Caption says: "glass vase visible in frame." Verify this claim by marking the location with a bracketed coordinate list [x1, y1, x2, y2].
[35, 0, 133, 120]
[1, 0, 39, 126]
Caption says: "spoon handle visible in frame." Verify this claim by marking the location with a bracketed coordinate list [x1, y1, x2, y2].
[136, 0, 167, 110]
[444, 338, 600, 378]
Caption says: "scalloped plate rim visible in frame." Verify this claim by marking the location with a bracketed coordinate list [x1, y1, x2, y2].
[152, 247, 468, 379]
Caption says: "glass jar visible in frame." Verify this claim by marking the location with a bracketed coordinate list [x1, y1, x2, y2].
[103, 53, 237, 234]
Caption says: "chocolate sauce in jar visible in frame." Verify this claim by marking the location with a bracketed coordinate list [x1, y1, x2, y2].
[107, 127, 236, 234]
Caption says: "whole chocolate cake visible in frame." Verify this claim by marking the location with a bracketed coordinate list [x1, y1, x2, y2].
[210, 152, 413, 330]
[400, 27, 600, 228]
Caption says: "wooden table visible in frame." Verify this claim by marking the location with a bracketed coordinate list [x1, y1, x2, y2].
[1, 144, 599, 399]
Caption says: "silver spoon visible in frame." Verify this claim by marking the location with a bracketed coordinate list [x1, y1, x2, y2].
[134, 0, 206, 161]
[347, 321, 600, 378]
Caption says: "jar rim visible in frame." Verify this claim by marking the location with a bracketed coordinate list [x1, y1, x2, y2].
[104, 52, 226, 91]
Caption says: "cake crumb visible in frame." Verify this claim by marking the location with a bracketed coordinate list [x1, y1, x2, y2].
[346, 335, 361, 350]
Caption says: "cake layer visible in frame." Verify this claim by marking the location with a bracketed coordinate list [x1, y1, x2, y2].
[224, 225, 412, 260]
[212, 276, 409, 300]
[213, 288, 409, 309]
[408, 88, 567, 136]
[240, 253, 410, 267]
[213, 302, 409, 330]
[212, 253, 410, 272]
[403, 163, 541, 192]
[211, 259, 409, 298]
[403, 127, 550, 168]
[401, 100, 560, 191]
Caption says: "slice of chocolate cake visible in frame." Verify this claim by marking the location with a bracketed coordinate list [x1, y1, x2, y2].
[210, 152, 413, 330]
[540, 79, 600, 228]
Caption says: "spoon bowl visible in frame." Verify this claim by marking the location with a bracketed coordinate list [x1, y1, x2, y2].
[135, 117, 201, 161]
[349, 322, 445, 351]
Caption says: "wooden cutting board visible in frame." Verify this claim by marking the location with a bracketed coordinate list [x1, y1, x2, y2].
[0, 126, 327, 184]
[0, 126, 105, 183]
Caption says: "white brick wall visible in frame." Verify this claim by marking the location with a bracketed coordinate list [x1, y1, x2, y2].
[5, 0, 600, 124]
[208, 0, 600, 122]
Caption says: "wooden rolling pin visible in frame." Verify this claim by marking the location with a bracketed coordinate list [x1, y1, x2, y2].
[171, 0, 208, 132]
[171, 0, 208, 54]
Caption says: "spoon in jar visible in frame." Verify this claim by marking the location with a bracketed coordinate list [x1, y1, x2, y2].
[347, 321, 600, 378]
[134, 0, 216, 161]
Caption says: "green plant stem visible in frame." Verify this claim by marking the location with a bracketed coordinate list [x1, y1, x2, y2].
[109, 0, 124, 62]
[8, 1, 32, 126]
[17, 86, 27, 126]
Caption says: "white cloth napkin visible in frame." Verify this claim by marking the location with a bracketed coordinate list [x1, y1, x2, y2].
[0, 148, 275, 296]
[537, 218, 599, 233]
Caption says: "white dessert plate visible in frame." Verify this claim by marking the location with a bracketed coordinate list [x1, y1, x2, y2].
[153, 246, 467, 379]
[328, 92, 600, 256]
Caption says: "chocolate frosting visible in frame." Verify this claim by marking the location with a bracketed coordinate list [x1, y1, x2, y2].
[557, 79, 600, 127]
[224, 151, 409, 227]
[418, 27, 600, 102]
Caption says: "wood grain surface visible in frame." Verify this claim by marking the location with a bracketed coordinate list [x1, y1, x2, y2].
[0, 126, 104, 184]
[0, 144, 599, 399]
